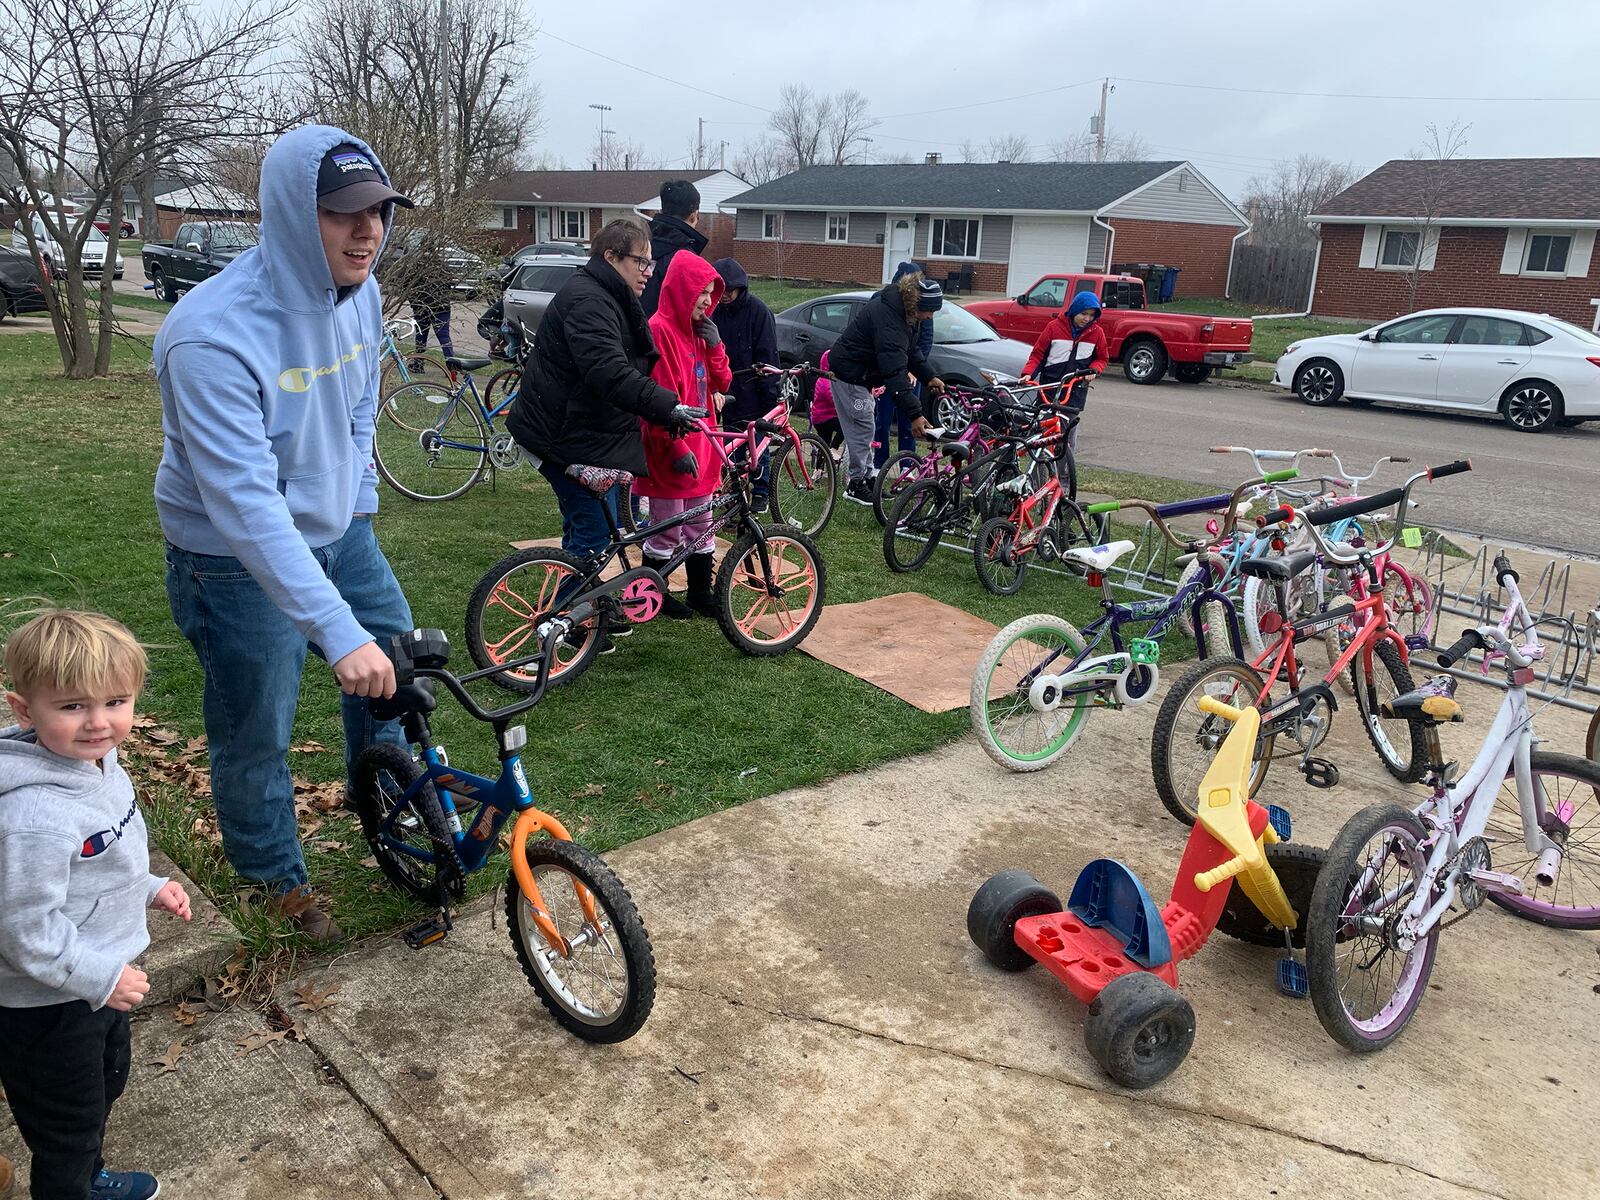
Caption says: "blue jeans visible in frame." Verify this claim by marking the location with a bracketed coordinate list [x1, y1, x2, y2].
[413, 304, 454, 357]
[538, 460, 618, 560]
[874, 389, 917, 468]
[164, 517, 413, 890]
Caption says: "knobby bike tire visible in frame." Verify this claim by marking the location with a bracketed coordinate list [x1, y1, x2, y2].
[973, 516, 1027, 595]
[1350, 637, 1427, 782]
[883, 478, 950, 573]
[352, 743, 462, 901]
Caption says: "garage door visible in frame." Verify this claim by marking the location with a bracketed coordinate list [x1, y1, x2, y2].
[1005, 217, 1088, 295]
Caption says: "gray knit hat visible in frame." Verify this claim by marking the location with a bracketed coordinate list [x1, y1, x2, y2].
[916, 279, 944, 312]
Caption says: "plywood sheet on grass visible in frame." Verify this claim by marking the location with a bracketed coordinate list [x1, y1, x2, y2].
[800, 593, 999, 713]
[509, 536, 733, 592]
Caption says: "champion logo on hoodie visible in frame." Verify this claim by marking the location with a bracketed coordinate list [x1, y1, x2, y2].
[82, 828, 121, 857]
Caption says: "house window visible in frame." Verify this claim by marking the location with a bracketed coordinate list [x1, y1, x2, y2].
[931, 216, 982, 259]
[558, 209, 587, 240]
[501, 207, 516, 230]
[826, 213, 849, 243]
[1524, 233, 1572, 275]
[1379, 229, 1419, 268]
[762, 212, 781, 240]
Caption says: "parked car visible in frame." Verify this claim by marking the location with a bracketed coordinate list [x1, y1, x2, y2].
[496, 241, 588, 282]
[501, 255, 583, 335]
[9, 216, 124, 279]
[775, 291, 1033, 418]
[0, 244, 49, 319]
[94, 219, 136, 239]
[1271, 307, 1600, 434]
[965, 273, 1253, 384]
[387, 228, 493, 296]
[141, 221, 258, 302]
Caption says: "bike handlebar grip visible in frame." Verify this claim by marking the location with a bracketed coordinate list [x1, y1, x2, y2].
[1393, 455, 1412, 463]
[1306, 448, 1334, 458]
[1084, 501, 1121, 515]
[1427, 459, 1472, 480]
[1209, 446, 1234, 453]
[1306, 485, 1405, 527]
[751, 419, 787, 436]
[1257, 505, 1294, 527]
[1197, 695, 1243, 722]
[1195, 855, 1250, 893]
[1437, 629, 1485, 668]
[1261, 468, 1299, 484]
[1493, 552, 1519, 587]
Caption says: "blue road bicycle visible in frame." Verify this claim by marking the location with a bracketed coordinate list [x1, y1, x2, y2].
[351, 625, 655, 1042]
[969, 469, 1297, 772]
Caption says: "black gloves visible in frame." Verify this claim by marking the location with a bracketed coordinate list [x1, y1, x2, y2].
[694, 316, 721, 347]
[672, 448, 699, 477]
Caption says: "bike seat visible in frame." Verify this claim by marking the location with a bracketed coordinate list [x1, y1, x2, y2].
[1381, 674, 1464, 724]
[938, 439, 971, 464]
[444, 355, 492, 373]
[1239, 550, 1317, 582]
[368, 678, 437, 722]
[1063, 539, 1137, 573]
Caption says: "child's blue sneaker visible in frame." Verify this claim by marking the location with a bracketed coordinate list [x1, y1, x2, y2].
[91, 1168, 160, 1199]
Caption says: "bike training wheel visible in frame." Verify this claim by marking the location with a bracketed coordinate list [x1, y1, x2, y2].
[1083, 973, 1196, 1090]
[966, 870, 1062, 972]
[883, 478, 949, 573]
[768, 432, 838, 537]
[1381, 562, 1435, 645]
[1149, 656, 1273, 826]
[352, 743, 462, 902]
[970, 614, 1092, 771]
[1306, 804, 1438, 1052]
[378, 349, 453, 399]
[1214, 842, 1326, 949]
[974, 516, 1026, 595]
[1172, 557, 1237, 649]
[1481, 752, 1600, 928]
[505, 838, 656, 1043]
[873, 451, 924, 527]
[465, 547, 609, 691]
[714, 526, 826, 656]
[373, 383, 489, 502]
[1350, 638, 1427, 783]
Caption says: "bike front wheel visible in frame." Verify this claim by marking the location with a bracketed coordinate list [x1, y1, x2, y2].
[974, 516, 1027, 595]
[714, 526, 826, 656]
[1306, 804, 1438, 1052]
[374, 383, 488, 501]
[970, 614, 1091, 771]
[1149, 656, 1272, 825]
[1381, 561, 1435, 645]
[1350, 638, 1427, 782]
[379, 349, 453, 399]
[505, 838, 656, 1043]
[1483, 751, 1600, 928]
[872, 451, 924, 527]
[883, 478, 948, 573]
[465, 547, 608, 691]
[768, 432, 838, 537]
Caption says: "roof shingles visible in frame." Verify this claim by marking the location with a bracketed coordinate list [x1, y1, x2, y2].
[1315, 157, 1600, 222]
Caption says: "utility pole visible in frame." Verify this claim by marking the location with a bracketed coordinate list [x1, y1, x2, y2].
[697, 116, 705, 170]
[719, 140, 728, 170]
[1094, 77, 1109, 163]
[589, 102, 612, 168]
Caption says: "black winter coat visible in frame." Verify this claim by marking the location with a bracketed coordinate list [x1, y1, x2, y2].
[828, 283, 937, 418]
[507, 259, 679, 473]
[711, 261, 780, 425]
[640, 214, 708, 317]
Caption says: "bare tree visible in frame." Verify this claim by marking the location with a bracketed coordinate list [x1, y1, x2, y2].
[1240, 154, 1358, 247]
[768, 84, 828, 170]
[822, 89, 877, 165]
[1048, 129, 1151, 163]
[0, 0, 290, 378]
[958, 134, 1031, 163]
[587, 136, 662, 171]
[733, 135, 795, 186]
[1401, 120, 1470, 309]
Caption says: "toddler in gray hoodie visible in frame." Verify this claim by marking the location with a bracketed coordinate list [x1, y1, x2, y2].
[0, 610, 190, 1200]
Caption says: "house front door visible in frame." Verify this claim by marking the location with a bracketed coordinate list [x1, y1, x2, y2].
[536, 208, 550, 241]
[884, 218, 914, 281]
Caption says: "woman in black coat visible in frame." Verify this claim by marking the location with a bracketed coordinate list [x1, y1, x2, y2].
[507, 219, 694, 559]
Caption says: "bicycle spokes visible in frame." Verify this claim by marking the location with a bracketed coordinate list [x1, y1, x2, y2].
[730, 538, 818, 641]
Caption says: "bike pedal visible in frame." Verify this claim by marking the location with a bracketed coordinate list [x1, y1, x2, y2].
[1276, 955, 1309, 999]
[1265, 804, 1293, 841]
[1298, 757, 1340, 789]
[402, 910, 454, 949]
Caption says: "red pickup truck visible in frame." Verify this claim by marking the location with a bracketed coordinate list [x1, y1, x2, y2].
[965, 273, 1253, 385]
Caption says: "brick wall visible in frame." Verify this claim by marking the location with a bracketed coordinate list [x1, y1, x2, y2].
[701, 213, 737, 264]
[729, 238, 882, 285]
[1104, 217, 1239, 297]
[920, 258, 1008, 293]
[1314, 224, 1599, 326]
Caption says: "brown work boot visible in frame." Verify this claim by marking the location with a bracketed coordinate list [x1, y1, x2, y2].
[269, 885, 343, 942]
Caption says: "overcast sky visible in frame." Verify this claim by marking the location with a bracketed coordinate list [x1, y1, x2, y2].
[520, 0, 1599, 197]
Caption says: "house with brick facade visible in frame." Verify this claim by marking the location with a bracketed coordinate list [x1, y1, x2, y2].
[1309, 157, 1600, 328]
[722, 159, 1249, 296]
[478, 168, 748, 259]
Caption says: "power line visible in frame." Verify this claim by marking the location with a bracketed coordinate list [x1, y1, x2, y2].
[535, 30, 772, 113]
[879, 78, 1100, 120]
[1117, 75, 1600, 103]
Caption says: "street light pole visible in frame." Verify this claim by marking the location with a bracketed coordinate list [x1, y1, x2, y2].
[588, 103, 612, 168]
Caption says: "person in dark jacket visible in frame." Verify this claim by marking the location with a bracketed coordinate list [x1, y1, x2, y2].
[712, 257, 780, 510]
[640, 179, 708, 317]
[507, 218, 696, 560]
[875, 260, 932, 468]
[829, 275, 946, 504]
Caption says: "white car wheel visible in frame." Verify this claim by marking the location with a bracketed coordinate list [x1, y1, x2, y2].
[1294, 359, 1344, 406]
[1502, 382, 1562, 433]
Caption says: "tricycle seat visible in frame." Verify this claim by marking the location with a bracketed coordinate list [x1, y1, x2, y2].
[1067, 858, 1173, 968]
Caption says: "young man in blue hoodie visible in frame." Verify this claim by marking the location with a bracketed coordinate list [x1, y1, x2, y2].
[154, 126, 416, 941]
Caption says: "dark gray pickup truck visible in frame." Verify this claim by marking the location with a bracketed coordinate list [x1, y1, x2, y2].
[142, 220, 258, 301]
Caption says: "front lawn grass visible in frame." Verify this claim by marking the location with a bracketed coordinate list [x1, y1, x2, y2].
[0, 330, 1214, 961]
[1165, 297, 1365, 384]
[746, 278, 844, 313]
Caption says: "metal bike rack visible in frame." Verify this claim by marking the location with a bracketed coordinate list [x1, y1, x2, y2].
[1426, 543, 1600, 715]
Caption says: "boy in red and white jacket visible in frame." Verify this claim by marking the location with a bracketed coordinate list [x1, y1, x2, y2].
[1022, 290, 1108, 446]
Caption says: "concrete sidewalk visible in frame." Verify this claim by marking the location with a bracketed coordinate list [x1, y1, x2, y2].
[4, 674, 1595, 1199]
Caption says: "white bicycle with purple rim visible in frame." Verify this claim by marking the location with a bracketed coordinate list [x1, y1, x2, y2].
[1304, 552, 1600, 1051]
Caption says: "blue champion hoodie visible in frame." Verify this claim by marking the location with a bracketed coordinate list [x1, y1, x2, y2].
[153, 125, 395, 665]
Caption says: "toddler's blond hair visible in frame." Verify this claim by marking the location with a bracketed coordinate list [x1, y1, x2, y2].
[3, 609, 147, 699]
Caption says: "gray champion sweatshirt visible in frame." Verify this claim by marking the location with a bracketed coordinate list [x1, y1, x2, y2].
[0, 725, 166, 1009]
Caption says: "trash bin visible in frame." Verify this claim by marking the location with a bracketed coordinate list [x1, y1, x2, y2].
[1158, 266, 1180, 303]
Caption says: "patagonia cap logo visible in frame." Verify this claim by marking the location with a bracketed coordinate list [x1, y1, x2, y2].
[331, 151, 374, 174]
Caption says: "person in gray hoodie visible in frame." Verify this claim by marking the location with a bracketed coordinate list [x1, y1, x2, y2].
[1, 609, 191, 1200]
[154, 125, 417, 940]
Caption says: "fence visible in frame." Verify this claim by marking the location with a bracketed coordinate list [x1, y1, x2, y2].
[1229, 242, 1316, 310]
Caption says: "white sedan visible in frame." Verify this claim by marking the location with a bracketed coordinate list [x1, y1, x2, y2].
[1271, 307, 1600, 433]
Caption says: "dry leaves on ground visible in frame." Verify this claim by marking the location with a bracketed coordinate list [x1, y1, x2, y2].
[570, 782, 605, 799]
[150, 1040, 188, 1074]
[291, 980, 341, 1012]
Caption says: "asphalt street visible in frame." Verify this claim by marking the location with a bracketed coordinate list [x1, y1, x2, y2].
[1077, 372, 1600, 557]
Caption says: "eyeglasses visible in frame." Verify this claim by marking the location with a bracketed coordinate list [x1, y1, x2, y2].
[618, 253, 655, 273]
